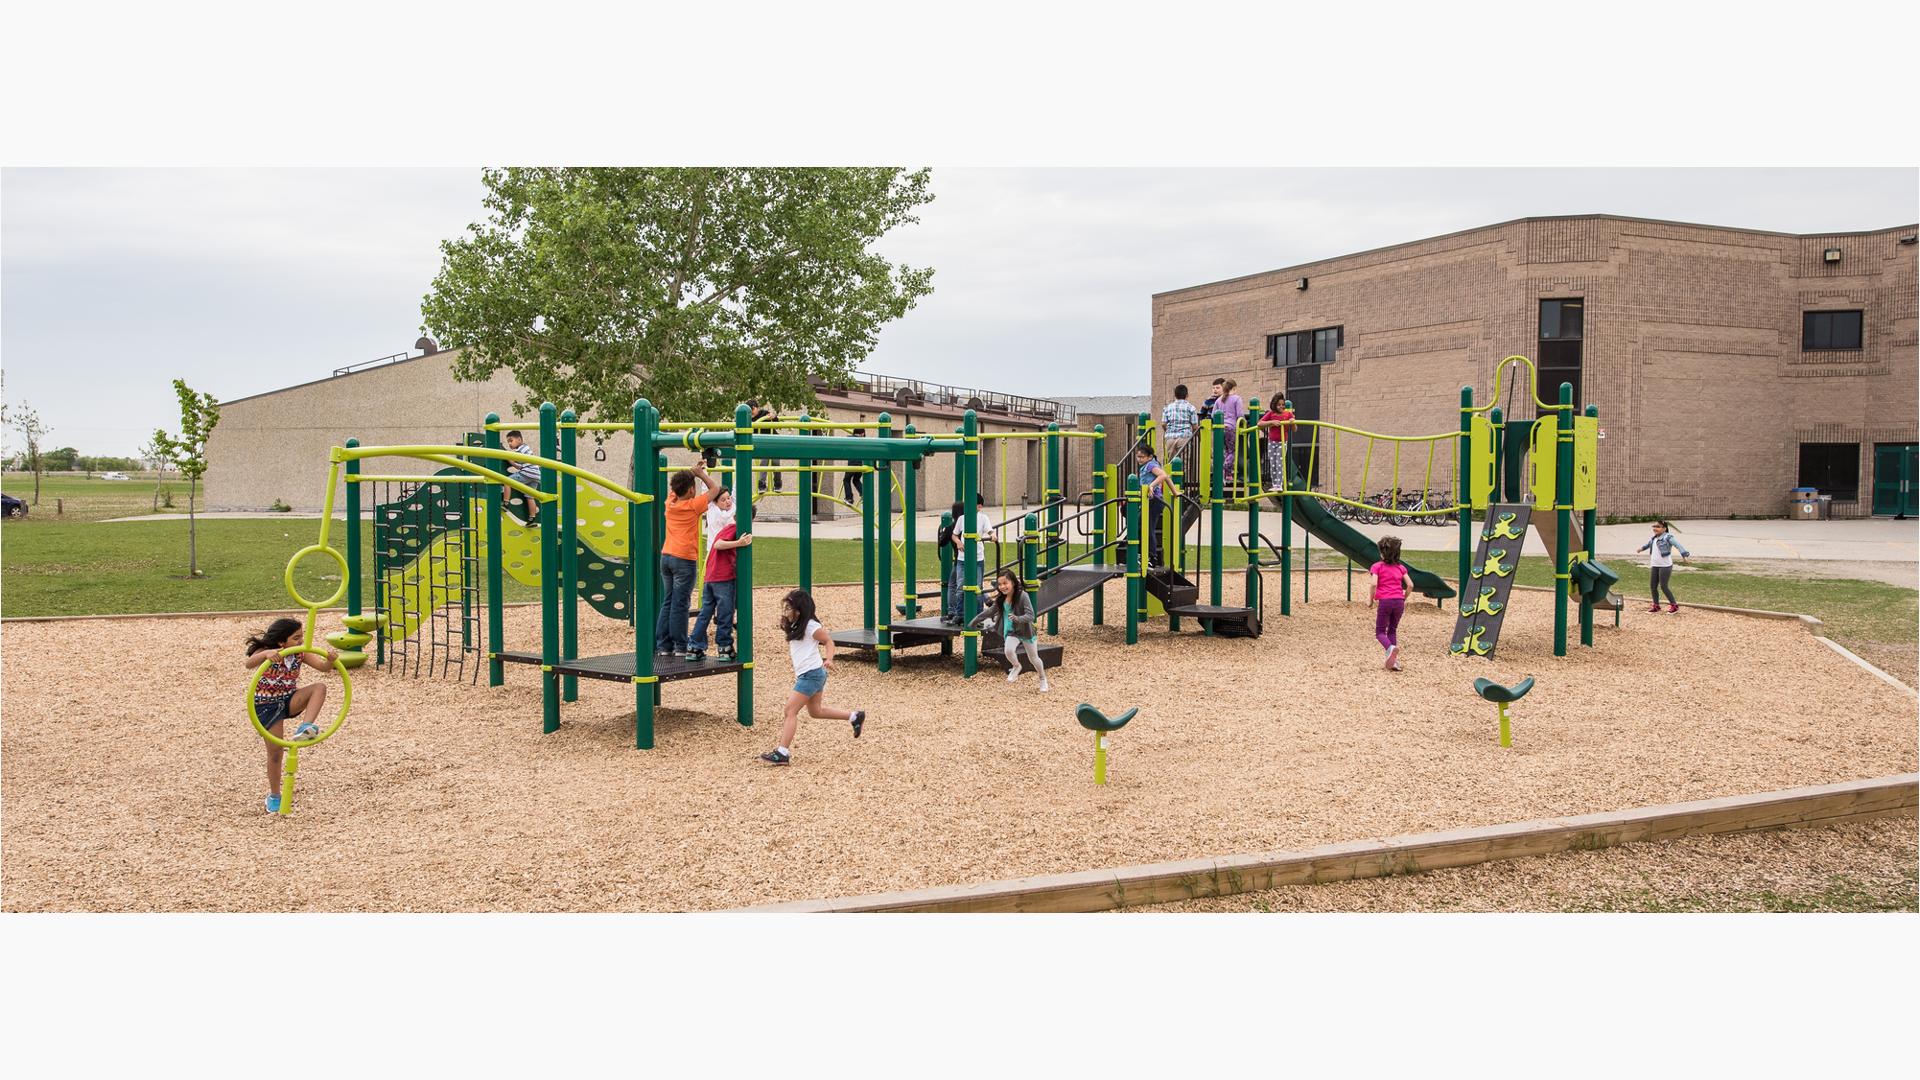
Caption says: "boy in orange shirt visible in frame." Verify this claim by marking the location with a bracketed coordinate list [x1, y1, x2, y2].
[656, 461, 722, 656]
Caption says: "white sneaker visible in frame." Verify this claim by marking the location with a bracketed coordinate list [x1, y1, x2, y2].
[1039, 678, 1051, 693]
[1384, 644, 1398, 671]
[1006, 667, 1020, 683]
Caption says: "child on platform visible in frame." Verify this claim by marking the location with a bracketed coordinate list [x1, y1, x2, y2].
[687, 497, 751, 662]
[1369, 536, 1413, 671]
[1637, 520, 1691, 613]
[971, 568, 1049, 692]
[761, 589, 867, 766]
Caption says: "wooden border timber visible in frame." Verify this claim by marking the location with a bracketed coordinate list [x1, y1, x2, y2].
[736, 774, 1919, 913]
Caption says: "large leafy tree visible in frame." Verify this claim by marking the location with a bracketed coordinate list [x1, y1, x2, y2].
[421, 167, 936, 425]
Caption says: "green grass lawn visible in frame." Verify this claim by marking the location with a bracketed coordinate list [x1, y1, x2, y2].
[0, 517, 943, 617]
[4, 517, 1915, 683]
[1, 471, 192, 523]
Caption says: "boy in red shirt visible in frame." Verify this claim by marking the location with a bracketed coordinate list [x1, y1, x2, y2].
[687, 514, 753, 662]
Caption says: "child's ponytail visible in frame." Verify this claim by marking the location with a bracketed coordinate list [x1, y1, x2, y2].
[246, 617, 302, 654]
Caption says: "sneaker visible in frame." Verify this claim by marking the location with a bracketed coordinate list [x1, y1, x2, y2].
[264, 794, 281, 814]
[656, 647, 677, 657]
[684, 649, 706, 663]
[1038, 677, 1051, 693]
[1647, 604, 1662, 613]
[718, 647, 737, 662]
[1667, 603, 1679, 614]
[1391, 661, 1403, 672]
[850, 710, 866, 738]
[292, 721, 320, 740]
[1384, 644, 1398, 671]
[760, 749, 791, 766]
[1006, 666, 1020, 684]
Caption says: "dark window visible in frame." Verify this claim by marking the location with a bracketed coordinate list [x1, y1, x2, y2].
[1802, 310, 1863, 351]
[1799, 443, 1860, 501]
[1536, 299, 1583, 412]
[1267, 326, 1342, 368]
[1540, 299, 1583, 340]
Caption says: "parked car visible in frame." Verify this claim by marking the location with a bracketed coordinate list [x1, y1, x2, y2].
[2, 493, 26, 519]
[100, 471, 130, 481]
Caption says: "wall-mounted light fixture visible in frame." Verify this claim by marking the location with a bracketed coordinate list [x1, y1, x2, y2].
[1899, 236, 1918, 246]
[1823, 248, 1843, 263]
[1296, 277, 1309, 291]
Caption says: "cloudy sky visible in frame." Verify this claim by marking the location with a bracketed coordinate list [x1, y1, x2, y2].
[3, 167, 1913, 456]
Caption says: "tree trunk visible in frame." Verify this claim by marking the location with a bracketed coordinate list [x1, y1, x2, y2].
[188, 478, 199, 577]
[33, 460, 41, 504]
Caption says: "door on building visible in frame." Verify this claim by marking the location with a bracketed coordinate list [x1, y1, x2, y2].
[1871, 443, 1918, 518]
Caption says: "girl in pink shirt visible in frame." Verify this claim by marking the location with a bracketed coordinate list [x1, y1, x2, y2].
[1368, 536, 1413, 671]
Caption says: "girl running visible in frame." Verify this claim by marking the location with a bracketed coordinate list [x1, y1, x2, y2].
[1368, 536, 1413, 671]
[971, 568, 1049, 692]
[243, 617, 338, 812]
[1637, 520, 1692, 613]
[762, 589, 867, 766]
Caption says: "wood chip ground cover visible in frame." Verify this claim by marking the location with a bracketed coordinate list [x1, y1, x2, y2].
[3, 574, 1914, 911]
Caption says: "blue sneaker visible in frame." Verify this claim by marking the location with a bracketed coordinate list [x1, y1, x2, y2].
[292, 721, 320, 740]
[264, 794, 281, 814]
[759, 749, 791, 766]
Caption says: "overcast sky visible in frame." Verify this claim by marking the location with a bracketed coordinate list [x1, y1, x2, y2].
[3, 167, 1913, 456]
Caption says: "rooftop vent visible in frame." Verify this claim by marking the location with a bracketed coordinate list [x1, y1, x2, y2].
[415, 336, 440, 355]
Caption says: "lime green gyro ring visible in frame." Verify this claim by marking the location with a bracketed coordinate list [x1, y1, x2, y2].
[246, 645, 353, 750]
[283, 543, 349, 610]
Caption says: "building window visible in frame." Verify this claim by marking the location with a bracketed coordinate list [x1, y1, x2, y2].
[1284, 362, 1321, 485]
[1267, 326, 1343, 368]
[1802, 310, 1863, 351]
[1536, 299, 1583, 412]
[1799, 442, 1860, 502]
[1540, 299, 1583, 340]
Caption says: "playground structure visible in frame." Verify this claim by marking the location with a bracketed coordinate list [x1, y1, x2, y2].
[260, 353, 1623, 779]
[1145, 353, 1624, 661]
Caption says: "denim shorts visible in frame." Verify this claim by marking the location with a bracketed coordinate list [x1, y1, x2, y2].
[792, 666, 828, 697]
[255, 694, 293, 730]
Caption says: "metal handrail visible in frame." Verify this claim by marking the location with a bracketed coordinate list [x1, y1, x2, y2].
[333, 351, 411, 377]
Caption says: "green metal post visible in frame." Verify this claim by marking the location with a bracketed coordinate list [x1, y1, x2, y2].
[937, 510, 954, 620]
[861, 455, 876, 633]
[484, 416, 504, 685]
[903, 423, 919, 620]
[876, 412, 894, 673]
[344, 439, 361, 621]
[1583, 403, 1599, 648]
[962, 409, 980, 677]
[797, 415, 814, 592]
[1279, 487, 1292, 617]
[733, 403, 755, 727]
[1554, 383, 1574, 658]
[649, 449, 668, 652]
[1091, 425, 1106, 626]
[1167, 458, 1184, 634]
[633, 400, 657, 749]
[1023, 511, 1040, 596]
[1045, 422, 1062, 635]
[559, 410, 579, 702]
[538, 403, 560, 734]
[1490, 406, 1505, 504]
[1459, 386, 1473, 602]
[1209, 417, 1225, 618]
[1125, 472, 1142, 645]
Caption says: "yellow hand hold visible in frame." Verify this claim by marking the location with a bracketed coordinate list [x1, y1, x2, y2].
[1450, 625, 1492, 656]
[1463, 587, 1504, 617]
[1481, 512, 1522, 541]
[1473, 547, 1513, 578]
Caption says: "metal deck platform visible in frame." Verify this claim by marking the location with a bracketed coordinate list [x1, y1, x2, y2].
[495, 650, 746, 684]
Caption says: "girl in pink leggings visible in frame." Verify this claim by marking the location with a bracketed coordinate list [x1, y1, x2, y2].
[1369, 536, 1413, 671]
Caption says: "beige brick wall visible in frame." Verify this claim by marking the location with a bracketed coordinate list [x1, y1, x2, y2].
[207, 349, 1063, 515]
[1151, 216, 1920, 519]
